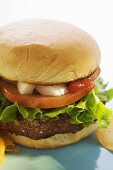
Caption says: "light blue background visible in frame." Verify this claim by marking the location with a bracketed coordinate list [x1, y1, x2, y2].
[2, 132, 113, 170]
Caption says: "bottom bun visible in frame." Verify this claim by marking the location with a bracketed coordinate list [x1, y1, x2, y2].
[8, 123, 97, 149]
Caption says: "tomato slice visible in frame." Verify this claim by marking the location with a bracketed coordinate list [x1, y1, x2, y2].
[0, 68, 100, 108]
[89, 67, 100, 81]
[0, 80, 95, 108]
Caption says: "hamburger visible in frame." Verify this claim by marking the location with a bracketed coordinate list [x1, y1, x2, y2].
[0, 19, 112, 149]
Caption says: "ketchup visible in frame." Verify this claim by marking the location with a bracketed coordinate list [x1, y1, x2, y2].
[67, 78, 95, 93]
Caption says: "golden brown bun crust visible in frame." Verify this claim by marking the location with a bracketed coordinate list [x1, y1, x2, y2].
[0, 19, 100, 84]
[8, 123, 97, 149]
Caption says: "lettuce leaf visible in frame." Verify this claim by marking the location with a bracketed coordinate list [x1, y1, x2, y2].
[0, 78, 113, 127]
[94, 78, 113, 102]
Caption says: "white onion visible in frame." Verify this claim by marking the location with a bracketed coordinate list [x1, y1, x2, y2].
[17, 82, 35, 94]
[36, 84, 68, 96]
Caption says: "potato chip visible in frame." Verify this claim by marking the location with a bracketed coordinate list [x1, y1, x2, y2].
[0, 133, 20, 153]
[96, 118, 113, 151]
[0, 138, 5, 165]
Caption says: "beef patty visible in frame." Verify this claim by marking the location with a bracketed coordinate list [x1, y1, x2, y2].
[0, 114, 83, 140]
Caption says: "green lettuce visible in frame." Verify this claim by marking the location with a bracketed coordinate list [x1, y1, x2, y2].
[0, 78, 113, 127]
[94, 78, 113, 102]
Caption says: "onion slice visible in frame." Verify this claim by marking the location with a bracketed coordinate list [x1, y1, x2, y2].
[36, 84, 68, 96]
[17, 82, 35, 94]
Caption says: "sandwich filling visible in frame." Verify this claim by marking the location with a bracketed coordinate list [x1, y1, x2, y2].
[0, 68, 99, 108]
[0, 68, 113, 140]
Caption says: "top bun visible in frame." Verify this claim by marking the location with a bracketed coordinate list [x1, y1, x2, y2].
[0, 19, 100, 84]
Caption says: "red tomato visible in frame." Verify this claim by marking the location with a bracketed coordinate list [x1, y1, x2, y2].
[89, 67, 100, 81]
[0, 80, 95, 108]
